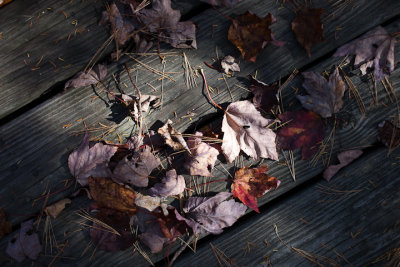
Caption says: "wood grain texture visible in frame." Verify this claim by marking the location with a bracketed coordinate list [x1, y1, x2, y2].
[174, 147, 400, 266]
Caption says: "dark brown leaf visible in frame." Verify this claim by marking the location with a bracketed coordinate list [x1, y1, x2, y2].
[249, 75, 279, 112]
[378, 120, 400, 148]
[0, 206, 11, 239]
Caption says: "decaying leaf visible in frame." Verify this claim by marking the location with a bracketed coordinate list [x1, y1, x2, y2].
[297, 67, 346, 118]
[334, 26, 396, 81]
[378, 120, 400, 148]
[277, 110, 326, 160]
[158, 119, 190, 152]
[291, 8, 325, 57]
[0, 206, 12, 239]
[6, 220, 42, 262]
[68, 133, 118, 186]
[112, 147, 161, 187]
[231, 166, 280, 213]
[135, 193, 164, 211]
[88, 177, 136, 214]
[323, 150, 363, 181]
[121, 94, 161, 122]
[135, 206, 187, 253]
[64, 64, 107, 89]
[44, 198, 71, 219]
[175, 192, 246, 234]
[228, 12, 283, 62]
[200, 0, 242, 7]
[90, 208, 134, 252]
[249, 75, 279, 112]
[148, 169, 186, 197]
[222, 100, 278, 163]
[184, 132, 219, 177]
[221, 55, 240, 74]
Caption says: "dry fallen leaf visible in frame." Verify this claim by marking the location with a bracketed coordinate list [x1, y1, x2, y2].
[228, 12, 283, 62]
[68, 133, 117, 186]
[297, 67, 346, 118]
[148, 169, 186, 197]
[64, 64, 107, 89]
[291, 8, 325, 57]
[88, 177, 136, 214]
[334, 26, 396, 81]
[135, 193, 163, 211]
[184, 132, 219, 177]
[249, 75, 279, 112]
[121, 94, 161, 123]
[231, 166, 280, 213]
[323, 150, 363, 181]
[221, 55, 240, 74]
[44, 198, 71, 219]
[0, 206, 12, 239]
[158, 119, 190, 152]
[222, 100, 279, 163]
[200, 0, 242, 7]
[378, 120, 400, 149]
[277, 110, 326, 160]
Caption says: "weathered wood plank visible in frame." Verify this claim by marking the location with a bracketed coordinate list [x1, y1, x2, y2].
[174, 147, 400, 266]
[0, 0, 202, 119]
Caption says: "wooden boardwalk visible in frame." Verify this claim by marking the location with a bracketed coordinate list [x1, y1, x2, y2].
[0, 0, 399, 266]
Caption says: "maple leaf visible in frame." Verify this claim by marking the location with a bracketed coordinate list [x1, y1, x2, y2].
[221, 100, 278, 163]
[297, 67, 346, 118]
[135, 206, 187, 253]
[44, 199, 71, 219]
[291, 8, 325, 57]
[121, 94, 161, 123]
[334, 26, 396, 81]
[68, 133, 118, 186]
[0, 206, 11, 239]
[249, 75, 279, 112]
[220, 55, 240, 74]
[90, 208, 134, 252]
[6, 220, 42, 262]
[139, 0, 197, 49]
[148, 169, 186, 197]
[231, 166, 280, 213]
[175, 192, 246, 234]
[200, 0, 242, 7]
[112, 146, 161, 187]
[323, 150, 363, 181]
[64, 64, 107, 89]
[228, 12, 283, 62]
[378, 120, 400, 149]
[184, 132, 219, 177]
[277, 110, 326, 160]
[88, 177, 136, 214]
[158, 119, 190, 152]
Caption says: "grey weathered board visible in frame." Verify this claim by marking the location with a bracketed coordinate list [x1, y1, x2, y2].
[0, 0, 201, 119]
[174, 147, 400, 267]
[0, 0, 399, 265]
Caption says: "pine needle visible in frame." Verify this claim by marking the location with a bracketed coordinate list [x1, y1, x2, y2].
[182, 53, 197, 89]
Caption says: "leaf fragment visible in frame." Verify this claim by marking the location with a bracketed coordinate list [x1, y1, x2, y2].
[44, 198, 71, 219]
[148, 169, 186, 197]
[64, 64, 107, 89]
[158, 119, 190, 152]
[221, 55, 240, 74]
[249, 75, 279, 112]
[121, 94, 161, 123]
[323, 150, 363, 181]
[378, 120, 400, 149]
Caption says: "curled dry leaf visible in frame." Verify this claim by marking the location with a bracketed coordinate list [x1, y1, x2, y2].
[112, 147, 161, 187]
[323, 150, 363, 181]
[291, 8, 325, 57]
[135, 193, 164, 212]
[0, 206, 12, 239]
[228, 12, 283, 62]
[222, 100, 278, 163]
[334, 26, 396, 81]
[90, 208, 134, 252]
[249, 75, 279, 112]
[231, 166, 280, 213]
[88, 177, 136, 214]
[184, 132, 219, 177]
[378, 120, 400, 148]
[277, 110, 326, 160]
[149, 169, 186, 197]
[200, 0, 242, 7]
[121, 94, 161, 123]
[158, 119, 190, 152]
[68, 133, 118, 186]
[44, 198, 71, 219]
[221, 55, 240, 74]
[175, 192, 246, 234]
[297, 67, 346, 118]
[64, 64, 107, 89]
[6, 220, 42, 262]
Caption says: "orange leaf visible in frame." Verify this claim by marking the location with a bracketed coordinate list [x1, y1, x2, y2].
[231, 167, 280, 213]
[88, 177, 136, 214]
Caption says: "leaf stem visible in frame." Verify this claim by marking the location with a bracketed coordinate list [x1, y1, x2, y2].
[199, 69, 224, 111]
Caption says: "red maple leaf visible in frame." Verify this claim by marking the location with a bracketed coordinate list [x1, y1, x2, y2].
[231, 166, 280, 213]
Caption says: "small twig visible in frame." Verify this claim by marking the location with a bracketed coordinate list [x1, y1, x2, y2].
[169, 235, 196, 266]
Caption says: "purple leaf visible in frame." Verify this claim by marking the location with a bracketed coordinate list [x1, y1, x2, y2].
[68, 133, 117, 186]
[64, 64, 107, 89]
[323, 150, 363, 181]
[149, 169, 186, 197]
[249, 75, 279, 112]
